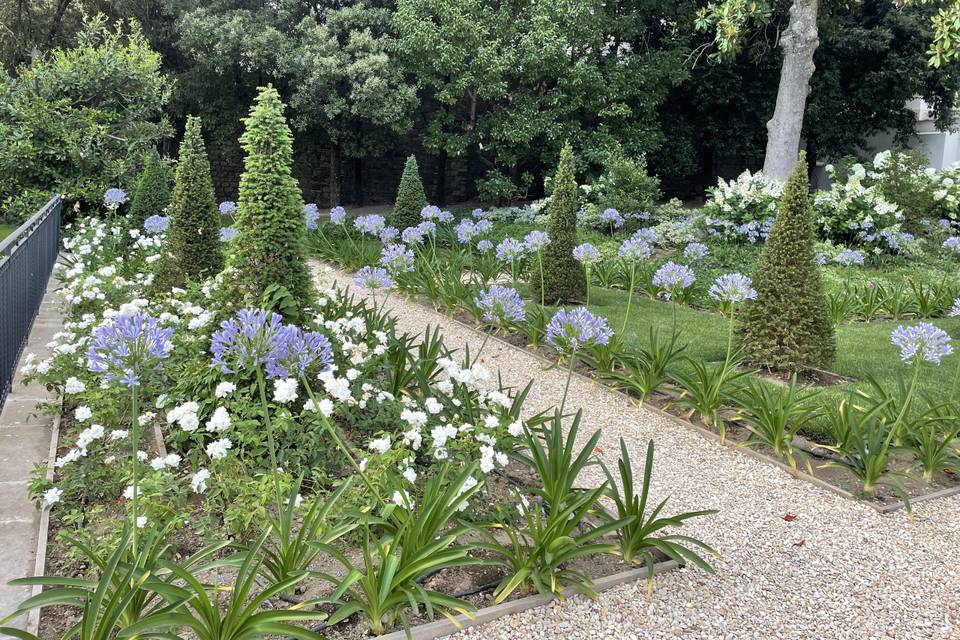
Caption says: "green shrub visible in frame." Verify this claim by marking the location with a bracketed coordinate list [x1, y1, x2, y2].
[477, 169, 532, 205]
[741, 153, 836, 372]
[126, 150, 172, 235]
[593, 152, 660, 214]
[225, 86, 314, 317]
[392, 155, 427, 229]
[161, 116, 222, 285]
[0, 15, 171, 209]
[534, 143, 585, 304]
[874, 148, 935, 227]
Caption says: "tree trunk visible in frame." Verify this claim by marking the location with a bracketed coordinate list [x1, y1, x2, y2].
[762, 0, 819, 182]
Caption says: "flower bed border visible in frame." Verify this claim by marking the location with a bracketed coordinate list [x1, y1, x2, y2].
[28, 408, 59, 635]
[375, 559, 679, 640]
[425, 297, 960, 514]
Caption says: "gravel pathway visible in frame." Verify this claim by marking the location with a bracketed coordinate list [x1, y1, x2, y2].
[316, 265, 960, 640]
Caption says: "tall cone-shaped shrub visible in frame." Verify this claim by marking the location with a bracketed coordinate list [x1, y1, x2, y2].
[740, 152, 835, 371]
[391, 155, 427, 229]
[164, 116, 222, 284]
[225, 86, 313, 313]
[126, 149, 171, 236]
[535, 143, 585, 303]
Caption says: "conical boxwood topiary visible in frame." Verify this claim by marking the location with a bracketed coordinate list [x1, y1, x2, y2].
[740, 152, 835, 371]
[534, 143, 585, 304]
[225, 86, 313, 315]
[126, 149, 171, 237]
[391, 155, 427, 229]
[163, 115, 222, 285]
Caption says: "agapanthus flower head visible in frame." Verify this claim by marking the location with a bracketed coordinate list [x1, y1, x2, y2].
[683, 242, 709, 260]
[477, 239, 494, 253]
[219, 226, 239, 242]
[401, 226, 425, 245]
[546, 307, 613, 353]
[210, 308, 284, 374]
[437, 210, 454, 223]
[455, 218, 478, 244]
[891, 322, 953, 365]
[572, 243, 600, 263]
[421, 205, 442, 220]
[417, 220, 437, 236]
[632, 228, 657, 245]
[266, 325, 333, 379]
[354, 266, 394, 291]
[942, 236, 960, 253]
[472, 208, 487, 219]
[330, 206, 347, 225]
[143, 215, 170, 234]
[87, 313, 173, 387]
[475, 285, 526, 326]
[653, 261, 695, 300]
[219, 201, 237, 215]
[103, 188, 127, 208]
[355, 214, 386, 236]
[600, 208, 624, 229]
[304, 203, 321, 230]
[834, 248, 865, 266]
[524, 230, 551, 251]
[618, 237, 651, 261]
[380, 243, 415, 273]
[475, 219, 493, 234]
[709, 273, 757, 304]
[950, 298, 960, 317]
[496, 237, 526, 262]
[379, 226, 399, 243]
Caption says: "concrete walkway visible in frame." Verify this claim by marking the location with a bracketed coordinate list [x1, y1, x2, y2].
[0, 277, 60, 631]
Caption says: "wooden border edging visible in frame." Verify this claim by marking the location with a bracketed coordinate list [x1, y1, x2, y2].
[432, 306, 960, 514]
[26, 410, 59, 635]
[375, 559, 679, 640]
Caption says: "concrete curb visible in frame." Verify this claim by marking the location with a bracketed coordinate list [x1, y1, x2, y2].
[375, 559, 679, 640]
[25, 409, 58, 636]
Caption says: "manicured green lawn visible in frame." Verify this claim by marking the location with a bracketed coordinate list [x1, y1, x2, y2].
[0, 223, 14, 242]
[585, 285, 960, 439]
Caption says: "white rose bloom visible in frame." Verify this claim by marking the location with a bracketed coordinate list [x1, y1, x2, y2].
[205, 407, 231, 433]
[272, 378, 299, 404]
[214, 382, 237, 398]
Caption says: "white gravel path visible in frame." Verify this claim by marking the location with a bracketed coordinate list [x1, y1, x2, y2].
[317, 265, 960, 640]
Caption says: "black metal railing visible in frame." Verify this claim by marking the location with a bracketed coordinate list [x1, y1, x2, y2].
[0, 196, 62, 410]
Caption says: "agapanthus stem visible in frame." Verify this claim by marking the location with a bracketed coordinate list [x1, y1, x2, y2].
[537, 252, 545, 307]
[893, 360, 922, 445]
[130, 386, 140, 555]
[621, 263, 636, 335]
[301, 378, 383, 505]
[585, 265, 591, 307]
[725, 311, 736, 367]
[560, 354, 577, 415]
[475, 331, 491, 362]
[255, 367, 285, 516]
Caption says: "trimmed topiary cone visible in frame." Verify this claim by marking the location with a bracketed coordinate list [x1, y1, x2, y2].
[163, 115, 222, 285]
[225, 85, 314, 316]
[740, 151, 836, 371]
[126, 149, 171, 237]
[534, 143, 586, 304]
[391, 155, 427, 230]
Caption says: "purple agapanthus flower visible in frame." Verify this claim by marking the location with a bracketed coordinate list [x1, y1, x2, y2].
[379, 226, 399, 243]
[354, 266, 394, 290]
[891, 323, 953, 365]
[219, 226, 238, 242]
[210, 308, 285, 374]
[475, 285, 526, 326]
[219, 201, 237, 215]
[546, 307, 613, 353]
[472, 208, 487, 219]
[143, 215, 169, 234]
[600, 208, 624, 229]
[417, 221, 436, 236]
[87, 313, 173, 387]
[421, 205, 442, 220]
[474, 219, 493, 234]
[401, 226, 424, 245]
[477, 239, 494, 253]
[103, 188, 127, 208]
[632, 228, 657, 245]
[834, 249, 865, 267]
[709, 273, 757, 304]
[815, 252, 827, 266]
[330, 206, 347, 225]
[496, 238, 526, 262]
[355, 214, 386, 236]
[683, 242, 709, 260]
[266, 326, 333, 379]
[950, 298, 960, 317]
[437, 210, 454, 223]
[618, 237, 651, 261]
[572, 243, 600, 262]
[380, 243, 415, 273]
[304, 203, 321, 230]
[653, 262, 695, 300]
[942, 237, 960, 253]
[455, 219, 478, 244]
[524, 230, 551, 252]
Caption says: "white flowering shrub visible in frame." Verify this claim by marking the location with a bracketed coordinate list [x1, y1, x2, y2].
[930, 163, 960, 225]
[701, 170, 782, 242]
